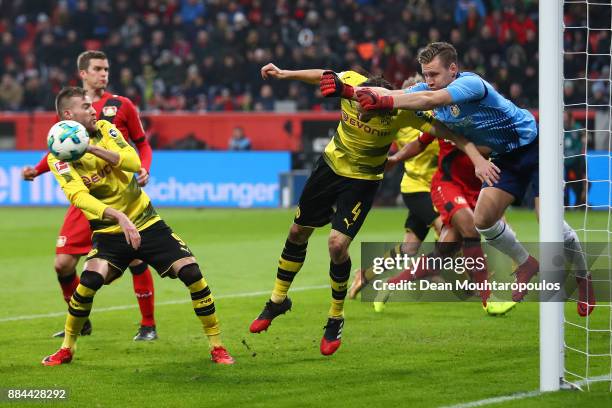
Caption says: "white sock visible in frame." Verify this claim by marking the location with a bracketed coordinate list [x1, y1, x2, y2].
[477, 220, 530, 265]
[563, 221, 588, 277]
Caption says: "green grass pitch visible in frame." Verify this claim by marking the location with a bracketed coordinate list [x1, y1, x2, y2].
[1, 207, 611, 407]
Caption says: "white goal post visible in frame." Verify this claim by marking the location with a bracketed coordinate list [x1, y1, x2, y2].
[542, 0, 612, 392]
[539, 0, 565, 393]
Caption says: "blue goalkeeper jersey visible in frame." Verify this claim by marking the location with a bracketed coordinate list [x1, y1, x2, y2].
[406, 72, 538, 155]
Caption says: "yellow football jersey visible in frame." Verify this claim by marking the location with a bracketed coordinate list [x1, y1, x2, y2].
[396, 126, 439, 193]
[323, 71, 435, 180]
[48, 120, 159, 235]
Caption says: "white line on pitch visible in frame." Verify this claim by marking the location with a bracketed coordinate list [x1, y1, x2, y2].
[0, 284, 328, 323]
[439, 375, 611, 408]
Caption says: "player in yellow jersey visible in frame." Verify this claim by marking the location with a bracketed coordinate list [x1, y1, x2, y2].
[42, 87, 234, 366]
[348, 75, 442, 301]
[249, 64, 498, 356]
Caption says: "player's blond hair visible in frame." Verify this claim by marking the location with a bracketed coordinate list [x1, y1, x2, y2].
[417, 42, 458, 68]
[77, 50, 108, 72]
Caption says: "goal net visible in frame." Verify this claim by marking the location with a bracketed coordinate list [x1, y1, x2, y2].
[560, 0, 612, 392]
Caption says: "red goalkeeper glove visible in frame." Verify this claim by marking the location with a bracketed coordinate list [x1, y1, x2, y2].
[320, 71, 354, 98]
[356, 88, 394, 111]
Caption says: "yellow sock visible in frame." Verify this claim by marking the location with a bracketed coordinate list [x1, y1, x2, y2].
[329, 258, 351, 318]
[328, 299, 345, 319]
[61, 284, 96, 350]
[271, 278, 293, 304]
[188, 278, 223, 349]
[270, 240, 307, 303]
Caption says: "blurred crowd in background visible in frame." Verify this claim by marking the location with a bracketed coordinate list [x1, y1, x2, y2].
[0, 0, 609, 113]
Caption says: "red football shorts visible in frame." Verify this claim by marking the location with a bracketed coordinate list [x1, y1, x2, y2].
[56, 205, 92, 255]
[430, 174, 480, 227]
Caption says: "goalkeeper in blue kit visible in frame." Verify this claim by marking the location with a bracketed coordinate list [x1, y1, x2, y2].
[357, 42, 594, 315]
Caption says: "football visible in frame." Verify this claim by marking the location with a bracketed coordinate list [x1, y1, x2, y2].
[47, 120, 90, 161]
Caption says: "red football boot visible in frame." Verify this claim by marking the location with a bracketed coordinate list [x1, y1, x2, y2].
[320, 317, 344, 356]
[512, 256, 539, 302]
[249, 297, 292, 333]
[469, 267, 490, 307]
[210, 346, 235, 365]
[42, 347, 73, 366]
[577, 274, 596, 317]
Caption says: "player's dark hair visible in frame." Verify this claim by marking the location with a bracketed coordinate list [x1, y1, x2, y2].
[348, 66, 395, 90]
[55, 87, 86, 118]
[362, 75, 395, 90]
[77, 50, 108, 71]
[417, 42, 458, 67]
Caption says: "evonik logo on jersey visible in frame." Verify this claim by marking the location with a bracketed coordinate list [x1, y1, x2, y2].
[81, 164, 113, 187]
[341, 111, 392, 137]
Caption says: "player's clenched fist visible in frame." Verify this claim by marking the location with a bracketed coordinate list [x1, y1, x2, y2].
[320, 71, 354, 98]
[22, 166, 38, 181]
[261, 63, 283, 80]
[356, 88, 394, 111]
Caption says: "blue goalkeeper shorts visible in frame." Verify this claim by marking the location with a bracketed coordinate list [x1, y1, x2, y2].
[485, 137, 539, 202]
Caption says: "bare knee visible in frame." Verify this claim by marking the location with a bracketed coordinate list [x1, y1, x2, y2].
[473, 209, 498, 231]
[328, 234, 350, 263]
[54, 254, 79, 277]
[474, 207, 503, 230]
[474, 188, 514, 230]
[288, 224, 313, 245]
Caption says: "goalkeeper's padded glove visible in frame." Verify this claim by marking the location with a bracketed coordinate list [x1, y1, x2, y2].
[320, 71, 354, 98]
[356, 88, 394, 111]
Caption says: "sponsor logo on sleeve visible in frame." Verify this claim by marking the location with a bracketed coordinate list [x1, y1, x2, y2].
[54, 161, 70, 174]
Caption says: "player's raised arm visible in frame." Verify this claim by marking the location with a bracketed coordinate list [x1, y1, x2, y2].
[261, 63, 324, 85]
